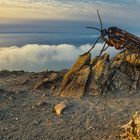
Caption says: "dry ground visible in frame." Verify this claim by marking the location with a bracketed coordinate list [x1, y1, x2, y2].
[0, 71, 140, 140]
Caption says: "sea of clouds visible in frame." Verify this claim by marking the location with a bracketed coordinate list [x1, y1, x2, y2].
[0, 44, 119, 72]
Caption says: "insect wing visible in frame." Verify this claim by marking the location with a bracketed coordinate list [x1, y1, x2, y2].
[120, 29, 140, 45]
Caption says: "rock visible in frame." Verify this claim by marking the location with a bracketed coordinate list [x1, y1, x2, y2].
[0, 70, 10, 75]
[34, 73, 57, 89]
[60, 53, 91, 98]
[54, 101, 67, 115]
[126, 53, 140, 66]
[60, 65, 91, 98]
[87, 53, 110, 95]
[34, 72, 64, 89]
[87, 52, 140, 94]
[108, 52, 140, 92]
[111, 50, 140, 67]
[59, 51, 140, 98]
[120, 112, 140, 140]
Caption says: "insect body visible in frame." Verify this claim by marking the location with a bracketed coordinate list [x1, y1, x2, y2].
[85, 10, 140, 57]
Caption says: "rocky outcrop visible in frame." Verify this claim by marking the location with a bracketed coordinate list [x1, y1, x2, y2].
[108, 51, 140, 93]
[34, 71, 66, 90]
[60, 51, 140, 98]
[60, 53, 91, 98]
[120, 112, 140, 140]
[60, 65, 90, 98]
[112, 50, 140, 66]
[87, 53, 110, 95]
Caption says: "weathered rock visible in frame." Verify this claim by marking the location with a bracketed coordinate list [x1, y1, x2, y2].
[60, 53, 91, 98]
[59, 51, 140, 98]
[60, 65, 91, 98]
[108, 52, 140, 92]
[120, 112, 140, 140]
[111, 51, 140, 67]
[54, 101, 67, 115]
[87, 53, 110, 95]
[34, 72, 64, 90]
[87, 52, 140, 94]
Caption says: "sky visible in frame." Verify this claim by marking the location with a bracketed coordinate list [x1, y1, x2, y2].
[0, 0, 140, 34]
[0, 0, 139, 21]
[0, 0, 139, 71]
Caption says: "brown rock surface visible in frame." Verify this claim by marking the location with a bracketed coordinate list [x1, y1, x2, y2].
[120, 112, 140, 140]
[60, 65, 90, 98]
[60, 51, 140, 98]
[34, 71, 66, 90]
[108, 52, 140, 93]
[60, 53, 91, 98]
[87, 53, 110, 96]
[54, 101, 68, 115]
[111, 50, 140, 66]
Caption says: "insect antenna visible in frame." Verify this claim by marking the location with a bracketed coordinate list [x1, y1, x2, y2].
[83, 10, 105, 56]
[97, 10, 103, 31]
[86, 27, 101, 32]
[103, 45, 109, 52]
[90, 43, 107, 65]
[87, 37, 100, 53]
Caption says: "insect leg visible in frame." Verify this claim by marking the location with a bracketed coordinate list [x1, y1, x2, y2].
[81, 36, 100, 56]
[98, 43, 106, 58]
[103, 45, 109, 52]
[88, 36, 100, 53]
[91, 43, 107, 65]
[100, 36, 113, 47]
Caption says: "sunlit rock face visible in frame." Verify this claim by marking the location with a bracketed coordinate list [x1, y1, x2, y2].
[59, 51, 140, 98]
[60, 53, 91, 98]
[120, 112, 140, 140]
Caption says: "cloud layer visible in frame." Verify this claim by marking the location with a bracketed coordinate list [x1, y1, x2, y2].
[0, 44, 119, 72]
[0, 0, 140, 23]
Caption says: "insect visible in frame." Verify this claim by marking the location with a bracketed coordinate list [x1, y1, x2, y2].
[84, 10, 140, 58]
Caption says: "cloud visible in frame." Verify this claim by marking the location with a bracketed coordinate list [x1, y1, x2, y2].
[0, 0, 139, 24]
[0, 43, 119, 72]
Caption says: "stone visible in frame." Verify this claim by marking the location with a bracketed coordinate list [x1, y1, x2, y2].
[87, 53, 110, 95]
[34, 72, 63, 89]
[60, 53, 91, 98]
[120, 112, 140, 140]
[59, 51, 140, 98]
[54, 101, 67, 115]
[60, 65, 91, 98]
[111, 50, 140, 67]
[108, 52, 140, 92]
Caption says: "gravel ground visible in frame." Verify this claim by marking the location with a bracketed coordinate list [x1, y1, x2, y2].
[0, 71, 140, 140]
